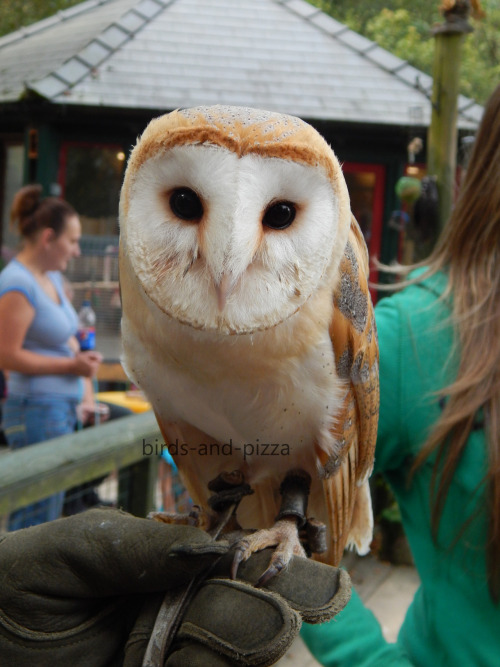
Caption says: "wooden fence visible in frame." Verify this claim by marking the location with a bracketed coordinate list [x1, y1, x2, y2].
[0, 411, 161, 519]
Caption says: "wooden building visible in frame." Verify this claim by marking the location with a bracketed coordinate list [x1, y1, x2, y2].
[0, 0, 482, 356]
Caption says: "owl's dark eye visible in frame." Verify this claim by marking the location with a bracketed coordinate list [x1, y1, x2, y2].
[263, 201, 296, 230]
[170, 188, 203, 221]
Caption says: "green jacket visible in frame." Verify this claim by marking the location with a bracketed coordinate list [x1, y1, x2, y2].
[301, 270, 500, 666]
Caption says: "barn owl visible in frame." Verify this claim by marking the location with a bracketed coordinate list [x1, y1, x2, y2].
[119, 105, 379, 579]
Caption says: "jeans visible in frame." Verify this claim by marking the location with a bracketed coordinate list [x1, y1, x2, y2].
[2, 395, 78, 530]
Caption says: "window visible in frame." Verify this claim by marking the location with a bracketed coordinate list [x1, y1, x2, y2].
[59, 142, 126, 236]
[59, 142, 126, 360]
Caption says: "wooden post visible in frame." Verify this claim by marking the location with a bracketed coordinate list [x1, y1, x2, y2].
[0, 411, 162, 515]
[427, 5, 473, 234]
[119, 455, 159, 518]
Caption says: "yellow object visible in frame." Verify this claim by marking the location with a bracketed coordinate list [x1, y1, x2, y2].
[96, 391, 151, 414]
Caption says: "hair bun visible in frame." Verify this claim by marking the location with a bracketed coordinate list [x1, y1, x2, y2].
[11, 184, 42, 218]
[10, 184, 43, 235]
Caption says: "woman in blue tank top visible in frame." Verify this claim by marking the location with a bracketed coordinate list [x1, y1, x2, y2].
[0, 185, 102, 529]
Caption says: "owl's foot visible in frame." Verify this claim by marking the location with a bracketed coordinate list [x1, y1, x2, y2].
[232, 516, 306, 586]
[232, 469, 313, 586]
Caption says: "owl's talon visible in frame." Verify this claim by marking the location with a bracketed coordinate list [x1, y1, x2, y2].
[255, 559, 285, 588]
[230, 542, 249, 580]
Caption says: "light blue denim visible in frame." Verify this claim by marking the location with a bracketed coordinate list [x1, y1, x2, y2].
[2, 395, 77, 530]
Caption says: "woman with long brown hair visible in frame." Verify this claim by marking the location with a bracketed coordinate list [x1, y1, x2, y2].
[302, 83, 500, 665]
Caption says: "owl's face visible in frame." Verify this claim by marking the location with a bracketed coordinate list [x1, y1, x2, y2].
[120, 107, 350, 335]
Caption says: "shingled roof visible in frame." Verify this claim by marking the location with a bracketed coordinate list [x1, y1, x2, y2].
[0, 0, 482, 128]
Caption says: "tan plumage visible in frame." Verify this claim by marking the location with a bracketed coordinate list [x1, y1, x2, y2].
[119, 106, 379, 566]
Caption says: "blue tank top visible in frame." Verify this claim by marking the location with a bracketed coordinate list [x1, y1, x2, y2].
[0, 259, 81, 399]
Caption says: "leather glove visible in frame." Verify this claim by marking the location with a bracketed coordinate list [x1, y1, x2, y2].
[0, 508, 351, 666]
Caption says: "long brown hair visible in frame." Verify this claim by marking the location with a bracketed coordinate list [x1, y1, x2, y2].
[387, 84, 500, 601]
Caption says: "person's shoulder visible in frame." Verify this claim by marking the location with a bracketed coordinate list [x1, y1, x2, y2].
[407, 267, 448, 299]
[0, 259, 37, 306]
[375, 269, 451, 348]
[0, 259, 30, 287]
[378, 269, 449, 314]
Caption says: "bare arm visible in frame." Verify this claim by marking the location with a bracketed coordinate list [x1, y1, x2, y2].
[0, 291, 101, 377]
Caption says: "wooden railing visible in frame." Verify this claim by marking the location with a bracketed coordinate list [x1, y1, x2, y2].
[0, 412, 161, 518]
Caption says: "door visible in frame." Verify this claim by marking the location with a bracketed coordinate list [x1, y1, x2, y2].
[342, 162, 386, 301]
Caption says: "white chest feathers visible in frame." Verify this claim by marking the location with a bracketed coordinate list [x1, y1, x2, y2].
[124, 310, 344, 484]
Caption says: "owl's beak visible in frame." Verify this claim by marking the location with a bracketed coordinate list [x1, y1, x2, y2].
[214, 273, 234, 311]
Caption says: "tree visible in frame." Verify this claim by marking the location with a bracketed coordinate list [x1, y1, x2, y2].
[309, 0, 500, 105]
[0, 1, 84, 37]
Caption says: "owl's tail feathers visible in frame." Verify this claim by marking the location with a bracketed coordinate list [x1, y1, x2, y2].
[345, 478, 373, 556]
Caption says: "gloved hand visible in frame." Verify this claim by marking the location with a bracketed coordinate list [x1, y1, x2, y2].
[0, 508, 351, 667]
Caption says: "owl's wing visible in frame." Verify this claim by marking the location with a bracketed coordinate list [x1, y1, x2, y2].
[318, 215, 379, 565]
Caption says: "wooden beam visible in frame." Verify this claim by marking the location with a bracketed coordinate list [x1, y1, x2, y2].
[427, 7, 473, 233]
[0, 412, 162, 515]
[119, 456, 159, 517]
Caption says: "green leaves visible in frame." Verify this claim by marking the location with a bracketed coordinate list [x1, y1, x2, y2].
[0, 1, 84, 37]
[309, 0, 500, 106]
